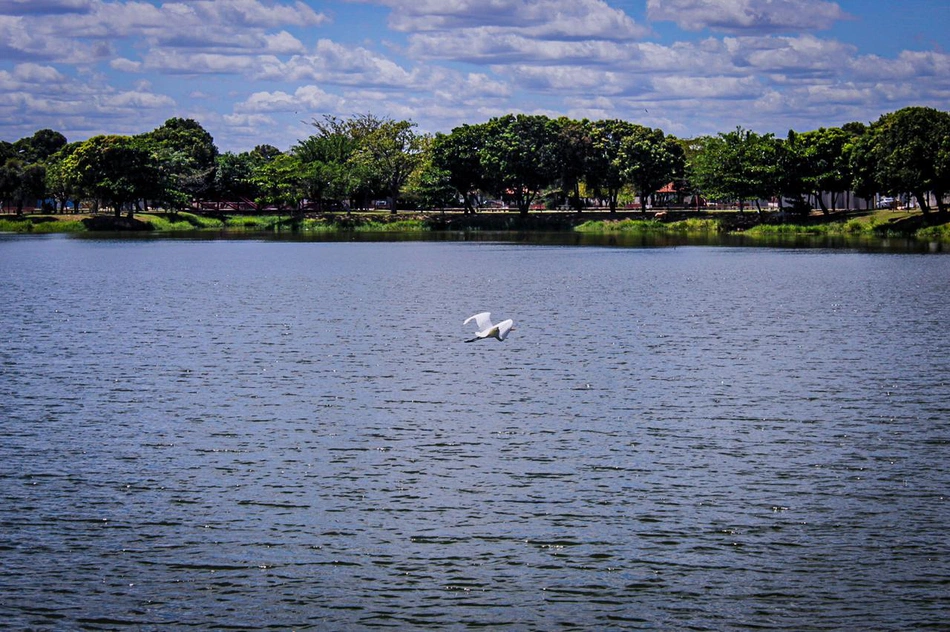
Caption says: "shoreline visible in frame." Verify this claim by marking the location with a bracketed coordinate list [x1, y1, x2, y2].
[1, 208, 949, 243]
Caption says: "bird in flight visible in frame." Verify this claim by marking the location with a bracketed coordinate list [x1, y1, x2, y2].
[464, 312, 514, 343]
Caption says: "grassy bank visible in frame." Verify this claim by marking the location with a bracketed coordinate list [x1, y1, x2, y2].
[574, 217, 719, 234]
[574, 209, 950, 242]
[2, 208, 949, 242]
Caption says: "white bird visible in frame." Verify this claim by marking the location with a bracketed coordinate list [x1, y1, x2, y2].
[464, 312, 515, 343]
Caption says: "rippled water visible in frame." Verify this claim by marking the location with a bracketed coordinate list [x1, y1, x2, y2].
[1, 235, 949, 630]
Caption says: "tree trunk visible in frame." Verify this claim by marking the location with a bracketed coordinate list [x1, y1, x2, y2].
[913, 190, 931, 214]
[816, 191, 829, 215]
[935, 189, 947, 215]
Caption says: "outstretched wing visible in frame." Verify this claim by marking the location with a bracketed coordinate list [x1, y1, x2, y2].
[464, 312, 493, 331]
[495, 319, 514, 341]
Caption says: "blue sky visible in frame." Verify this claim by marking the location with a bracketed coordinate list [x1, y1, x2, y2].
[1, 0, 948, 152]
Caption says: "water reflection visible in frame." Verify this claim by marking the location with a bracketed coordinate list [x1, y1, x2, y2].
[68, 227, 945, 252]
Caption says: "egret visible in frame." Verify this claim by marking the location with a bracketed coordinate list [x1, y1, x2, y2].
[464, 312, 515, 343]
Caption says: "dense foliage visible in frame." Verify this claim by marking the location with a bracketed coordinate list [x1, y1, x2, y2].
[2, 106, 948, 217]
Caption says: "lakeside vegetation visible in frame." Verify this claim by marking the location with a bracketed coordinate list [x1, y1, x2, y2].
[3, 207, 949, 244]
[2, 105, 949, 246]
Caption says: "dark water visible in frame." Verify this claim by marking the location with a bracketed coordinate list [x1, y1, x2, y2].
[1, 235, 949, 630]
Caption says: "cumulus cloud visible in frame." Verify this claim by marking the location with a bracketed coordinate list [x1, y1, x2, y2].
[139, 50, 278, 75]
[371, 0, 649, 67]
[0, 0, 326, 58]
[647, 0, 849, 33]
[1, 0, 947, 152]
[235, 86, 346, 113]
[261, 39, 416, 87]
[101, 90, 176, 108]
[502, 63, 636, 95]
[373, 0, 648, 40]
[408, 28, 639, 65]
[11, 62, 66, 82]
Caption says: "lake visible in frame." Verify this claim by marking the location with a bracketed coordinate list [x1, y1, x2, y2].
[1, 235, 948, 630]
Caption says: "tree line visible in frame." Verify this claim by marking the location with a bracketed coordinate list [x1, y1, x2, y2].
[2, 106, 948, 219]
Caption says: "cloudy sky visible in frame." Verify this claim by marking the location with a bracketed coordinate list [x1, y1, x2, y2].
[1, 0, 948, 152]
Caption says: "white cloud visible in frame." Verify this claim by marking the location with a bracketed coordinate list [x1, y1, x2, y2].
[110, 58, 142, 72]
[851, 50, 950, 82]
[0, 0, 326, 61]
[408, 28, 638, 64]
[647, 0, 849, 33]
[12, 62, 66, 82]
[732, 34, 856, 76]
[502, 64, 634, 94]
[102, 90, 176, 108]
[139, 50, 278, 74]
[223, 112, 276, 128]
[262, 39, 416, 87]
[1, 0, 947, 152]
[235, 86, 345, 113]
[371, 0, 647, 39]
[650, 74, 762, 99]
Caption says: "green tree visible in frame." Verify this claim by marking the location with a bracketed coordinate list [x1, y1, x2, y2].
[692, 127, 780, 212]
[295, 116, 364, 211]
[587, 119, 639, 212]
[407, 135, 456, 211]
[430, 124, 489, 214]
[45, 142, 82, 212]
[13, 128, 67, 164]
[62, 135, 161, 218]
[0, 159, 46, 214]
[214, 151, 261, 203]
[251, 153, 305, 213]
[553, 117, 593, 211]
[859, 107, 950, 215]
[790, 127, 854, 214]
[349, 117, 423, 213]
[142, 118, 219, 209]
[619, 126, 685, 211]
[776, 131, 812, 215]
[1, 129, 66, 214]
[480, 114, 559, 215]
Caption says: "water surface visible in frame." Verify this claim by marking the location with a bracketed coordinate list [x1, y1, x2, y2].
[1, 236, 948, 630]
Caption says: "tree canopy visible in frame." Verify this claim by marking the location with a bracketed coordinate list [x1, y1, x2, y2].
[3, 106, 949, 218]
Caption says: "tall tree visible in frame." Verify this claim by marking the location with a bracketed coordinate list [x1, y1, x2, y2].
[859, 107, 950, 215]
[692, 127, 780, 212]
[214, 151, 261, 203]
[13, 129, 67, 164]
[45, 142, 82, 212]
[349, 117, 423, 213]
[619, 126, 684, 211]
[480, 114, 559, 215]
[0, 159, 46, 214]
[295, 115, 363, 211]
[142, 118, 218, 208]
[251, 153, 305, 214]
[62, 135, 161, 218]
[790, 127, 853, 214]
[407, 135, 456, 211]
[553, 117, 593, 211]
[587, 119, 639, 212]
[430, 124, 489, 214]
